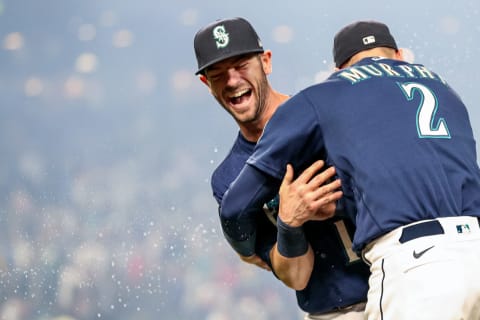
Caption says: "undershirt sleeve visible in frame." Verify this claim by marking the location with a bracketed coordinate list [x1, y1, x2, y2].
[220, 164, 280, 256]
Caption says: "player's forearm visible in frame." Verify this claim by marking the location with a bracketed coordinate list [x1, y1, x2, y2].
[270, 215, 314, 290]
[270, 243, 314, 290]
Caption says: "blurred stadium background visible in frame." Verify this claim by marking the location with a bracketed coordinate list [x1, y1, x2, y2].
[0, 0, 479, 319]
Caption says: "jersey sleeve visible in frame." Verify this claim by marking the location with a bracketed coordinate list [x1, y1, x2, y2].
[247, 92, 325, 179]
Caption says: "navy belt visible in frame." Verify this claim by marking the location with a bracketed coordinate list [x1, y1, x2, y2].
[399, 220, 444, 243]
[399, 217, 480, 244]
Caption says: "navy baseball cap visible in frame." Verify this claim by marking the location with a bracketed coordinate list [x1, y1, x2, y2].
[193, 17, 264, 75]
[333, 21, 398, 67]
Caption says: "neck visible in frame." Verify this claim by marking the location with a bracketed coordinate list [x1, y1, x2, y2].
[344, 47, 401, 68]
[239, 89, 289, 142]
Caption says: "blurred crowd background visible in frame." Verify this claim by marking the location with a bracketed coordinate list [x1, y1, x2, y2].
[0, 1, 479, 319]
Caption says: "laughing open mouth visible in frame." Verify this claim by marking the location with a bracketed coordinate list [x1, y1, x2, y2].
[228, 88, 252, 105]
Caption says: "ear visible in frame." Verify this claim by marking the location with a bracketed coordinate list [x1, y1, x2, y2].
[199, 74, 209, 86]
[395, 48, 405, 61]
[260, 50, 273, 75]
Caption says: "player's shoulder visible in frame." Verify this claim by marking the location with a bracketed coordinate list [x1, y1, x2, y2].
[211, 133, 256, 202]
[279, 79, 341, 116]
[213, 133, 254, 173]
[296, 73, 345, 99]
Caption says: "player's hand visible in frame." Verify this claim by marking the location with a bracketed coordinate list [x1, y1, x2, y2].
[278, 160, 343, 227]
[239, 254, 271, 271]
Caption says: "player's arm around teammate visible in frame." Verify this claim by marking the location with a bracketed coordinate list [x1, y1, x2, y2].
[270, 160, 342, 290]
[234, 159, 342, 280]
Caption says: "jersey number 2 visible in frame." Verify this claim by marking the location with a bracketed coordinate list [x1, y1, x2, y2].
[398, 82, 450, 139]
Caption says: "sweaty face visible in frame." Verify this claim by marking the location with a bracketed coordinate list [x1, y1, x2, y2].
[205, 54, 269, 124]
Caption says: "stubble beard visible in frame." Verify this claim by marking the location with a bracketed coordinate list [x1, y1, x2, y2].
[236, 71, 269, 125]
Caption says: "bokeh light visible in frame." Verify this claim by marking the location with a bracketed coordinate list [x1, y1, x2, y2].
[272, 25, 294, 44]
[78, 23, 97, 41]
[64, 76, 85, 98]
[3, 32, 24, 50]
[75, 53, 99, 73]
[24, 77, 44, 97]
[112, 29, 134, 48]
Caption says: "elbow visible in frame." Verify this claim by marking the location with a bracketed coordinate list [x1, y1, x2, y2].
[220, 189, 256, 246]
[283, 271, 311, 291]
[293, 273, 311, 291]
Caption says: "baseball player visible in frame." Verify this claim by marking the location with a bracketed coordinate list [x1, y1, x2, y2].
[194, 17, 370, 319]
[220, 20, 480, 319]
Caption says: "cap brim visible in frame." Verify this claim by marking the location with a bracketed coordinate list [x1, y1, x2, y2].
[195, 48, 264, 75]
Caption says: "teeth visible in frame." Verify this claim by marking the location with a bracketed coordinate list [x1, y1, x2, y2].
[230, 89, 249, 98]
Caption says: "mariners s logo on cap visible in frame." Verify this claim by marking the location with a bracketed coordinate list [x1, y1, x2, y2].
[212, 25, 229, 48]
[193, 17, 264, 75]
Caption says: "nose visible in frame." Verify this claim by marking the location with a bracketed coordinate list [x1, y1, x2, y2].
[225, 68, 241, 87]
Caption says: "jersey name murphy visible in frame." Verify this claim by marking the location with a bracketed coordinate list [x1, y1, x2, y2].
[338, 58, 447, 85]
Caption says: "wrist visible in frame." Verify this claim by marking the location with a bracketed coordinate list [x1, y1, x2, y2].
[277, 212, 302, 227]
[276, 215, 308, 258]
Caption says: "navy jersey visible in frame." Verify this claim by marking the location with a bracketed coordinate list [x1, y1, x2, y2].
[212, 132, 277, 262]
[213, 132, 369, 313]
[245, 57, 480, 252]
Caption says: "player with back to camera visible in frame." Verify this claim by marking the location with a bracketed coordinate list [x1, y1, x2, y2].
[220, 20, 480, 320]
[194, 17, 370, 320]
